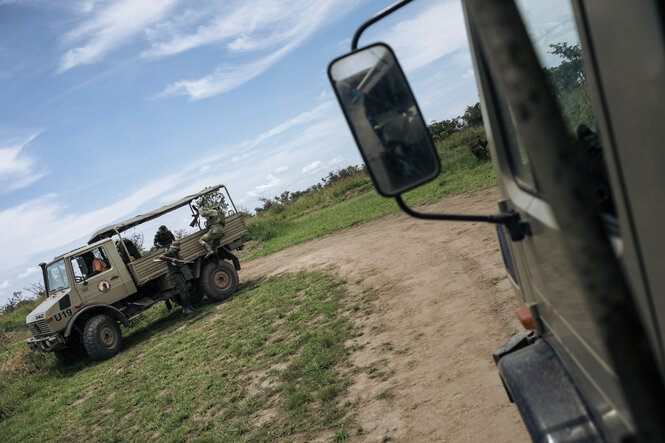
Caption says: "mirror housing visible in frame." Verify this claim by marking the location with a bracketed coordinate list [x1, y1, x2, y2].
[328, 43, 440, 197]
[327, 42, 529, 242]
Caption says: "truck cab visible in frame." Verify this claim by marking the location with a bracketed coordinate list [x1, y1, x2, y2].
[26, 239, 135, 353]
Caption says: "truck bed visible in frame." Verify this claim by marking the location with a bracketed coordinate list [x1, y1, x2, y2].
[127, 213, 248, 286]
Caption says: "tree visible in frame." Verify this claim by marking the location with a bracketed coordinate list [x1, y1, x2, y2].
[1, 291, 25, 314]
[24, 282, 46, 300]
[173, 228, 188, 240]
[461, 102, 483, 127]
[546, 42, 586, 95]
[196, 191, 229, 212]
[427, 118, 460, 140]
[126, 231, 145, 253]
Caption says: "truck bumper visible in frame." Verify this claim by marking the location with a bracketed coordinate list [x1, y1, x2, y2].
[27, 334, 66, 352]
[494, 331, 604, 442]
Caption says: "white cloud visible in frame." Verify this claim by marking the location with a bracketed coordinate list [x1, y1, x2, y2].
[232, 153, 251, 163]
[158, 50, 288, 100]
[255, 174, 283, 192]
[0, 130, 46, 193]
[0, 172, 189, 274]
[371, 0, 467, 74]
[328, 156, 343, 166]
[58, 0, 180, 72]
[18, 267, 39, 279]
[155, 0, 359, 100]
[302, 161, 322, 174]
[274, 166, 289, 174]
[0, 280, 9, 290]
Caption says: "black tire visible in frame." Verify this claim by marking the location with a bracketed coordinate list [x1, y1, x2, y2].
[200, 260, 238, 301]
[82, 314, 123, 361]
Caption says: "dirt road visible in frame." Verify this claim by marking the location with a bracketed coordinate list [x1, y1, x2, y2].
[240, 188, 528, 442]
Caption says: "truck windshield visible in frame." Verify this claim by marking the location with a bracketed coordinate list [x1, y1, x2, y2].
[46, 259, 69, 293]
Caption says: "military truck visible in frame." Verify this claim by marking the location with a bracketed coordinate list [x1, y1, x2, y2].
[25, 185, 248, 361]
[328, 0, 665, 441]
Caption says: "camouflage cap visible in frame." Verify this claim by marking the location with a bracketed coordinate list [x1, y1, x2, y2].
[170, 241, 181, 251]
[158, 225, 168, 231]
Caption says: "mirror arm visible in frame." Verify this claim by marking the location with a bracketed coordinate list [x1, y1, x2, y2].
[395, 195, 529, 241]
[351, 0, 415, 50]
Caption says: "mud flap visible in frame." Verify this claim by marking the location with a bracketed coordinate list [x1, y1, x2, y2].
[495, 335, 604, 442]
[219, 246, 241, 270]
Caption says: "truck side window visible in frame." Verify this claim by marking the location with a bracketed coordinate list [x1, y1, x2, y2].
[514, 0, 615, 214]
[71, 246, 112, 282]
[497, 89, 537, 191]
[515, 0, 596, 134]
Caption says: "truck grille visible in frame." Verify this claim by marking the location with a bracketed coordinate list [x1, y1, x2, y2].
[28, 319, 50, 336]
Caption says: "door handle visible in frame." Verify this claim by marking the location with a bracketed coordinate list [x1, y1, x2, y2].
[110, 276, 119, 280]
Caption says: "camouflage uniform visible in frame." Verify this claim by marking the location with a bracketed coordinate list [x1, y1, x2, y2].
[162, 242, 194, 314]
[154, 225, 176, 249]
[198, 205, 226, 257]
[116, 239, 141, 264]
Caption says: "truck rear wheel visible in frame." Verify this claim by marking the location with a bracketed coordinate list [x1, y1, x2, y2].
[201, 260, 238, 301]
[82, 314, 123, 361]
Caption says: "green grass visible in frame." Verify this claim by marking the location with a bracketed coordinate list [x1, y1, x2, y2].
[0, 272, 359, 442]
[0, 299, 42, 334]
[246, 126, 494, 260]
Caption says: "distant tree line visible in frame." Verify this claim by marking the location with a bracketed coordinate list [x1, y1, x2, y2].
[254, 165, 367, 214]
[427, 102, 483, 141]
[1, 282, 46, 315]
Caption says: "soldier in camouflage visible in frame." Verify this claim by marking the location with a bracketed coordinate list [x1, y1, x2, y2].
[154, 225, 176, 249]
[159, 241, 195, 315]
[198, 204, 226, 259]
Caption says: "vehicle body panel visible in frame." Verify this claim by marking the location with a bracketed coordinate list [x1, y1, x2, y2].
[462, 0, 653, 438]
[70, 240, 133, 306]
[574, 0, 665, 374]
[127, 213, 247, 286]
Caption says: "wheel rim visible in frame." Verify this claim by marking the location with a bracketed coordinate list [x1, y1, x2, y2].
[99, 324, 118, 349]
[213, 268, 232, 291]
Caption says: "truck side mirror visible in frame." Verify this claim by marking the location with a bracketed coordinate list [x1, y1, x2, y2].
[76, 257, 89, 278]
[328, 43, 440, 197]
[328, 43, 529, 242]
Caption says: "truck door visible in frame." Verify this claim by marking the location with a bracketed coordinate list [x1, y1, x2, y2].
[469, 0, 632, 437]
[70, 243, 132, 306]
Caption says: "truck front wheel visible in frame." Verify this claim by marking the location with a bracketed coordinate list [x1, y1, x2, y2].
[82, 314, 123, 360]
[201, 260, 238, 301]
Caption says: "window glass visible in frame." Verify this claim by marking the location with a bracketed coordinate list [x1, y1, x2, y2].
[496, 86, 536, 189]
[491, 0, 599, 193]
[46, 259, 69, 293]
[515, 0, 596, 133]
[71, 246, 112, 282]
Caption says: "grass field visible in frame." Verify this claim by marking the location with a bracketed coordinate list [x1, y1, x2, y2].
[245, 125, 494, 260]
[0, 272, 371, 442]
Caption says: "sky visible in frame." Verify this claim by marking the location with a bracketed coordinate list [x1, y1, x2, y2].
[0, 0, 577, 304]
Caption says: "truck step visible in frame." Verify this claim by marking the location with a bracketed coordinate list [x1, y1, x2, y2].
[132, 297, 157, 307]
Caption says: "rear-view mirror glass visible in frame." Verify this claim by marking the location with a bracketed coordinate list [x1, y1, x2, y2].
[328, 43, 440, 196]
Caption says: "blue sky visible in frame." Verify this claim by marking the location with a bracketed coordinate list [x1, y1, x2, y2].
[4, 0, 573, 304]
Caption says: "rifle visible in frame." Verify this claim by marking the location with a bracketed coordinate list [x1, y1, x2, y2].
[189, 204, 200, 228]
